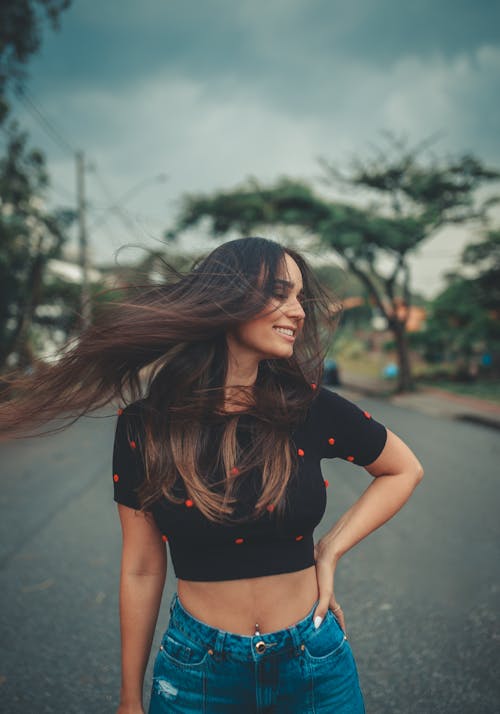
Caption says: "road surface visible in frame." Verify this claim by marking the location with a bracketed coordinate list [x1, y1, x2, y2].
[0, 392, 498, 713]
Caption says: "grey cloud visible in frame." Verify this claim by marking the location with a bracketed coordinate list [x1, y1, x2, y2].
[32, 0, 500, 98]
[16, 0, 499, 295]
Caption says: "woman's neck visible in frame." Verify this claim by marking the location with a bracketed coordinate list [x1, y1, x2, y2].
[225, 350, 259, 390]
[222, 383, 255, 413]
[222, 343, 260, 412]
[223, 367, 258, 414]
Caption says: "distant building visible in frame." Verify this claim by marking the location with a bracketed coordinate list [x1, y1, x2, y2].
[47, 258, 102, 284]
[342, 295, 427, 333]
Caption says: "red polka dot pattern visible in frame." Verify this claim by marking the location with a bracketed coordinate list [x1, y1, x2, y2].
[297, 448, 305, 457]
[266, 504, 275, 512]
[185, 499, 194, 508]
[161, 534, 168, 542]
[235, 538, 244, 544]
[295, 535, 304, 541]
[324, 479, 329, 488]
[113, 473, 119, 482]
[117, 407, 123, 416]
[230, 467, 240, 476]
[129, 440, 136, 449]
[363, 410, 371, 419]
[347, 455, 355, 462]
[311, 383, 317, 390]
[328, 437, 335, 445]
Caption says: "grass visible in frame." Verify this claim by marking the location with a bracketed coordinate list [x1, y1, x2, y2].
[336, 356, 384, 380]
[336, 355, 500, 403]
[417, 379, 500, 403]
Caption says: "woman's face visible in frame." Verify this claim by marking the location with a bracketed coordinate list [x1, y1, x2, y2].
[226, 253, 306, 363]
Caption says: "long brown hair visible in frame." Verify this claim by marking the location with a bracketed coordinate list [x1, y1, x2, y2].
[0, 237, 340, 523]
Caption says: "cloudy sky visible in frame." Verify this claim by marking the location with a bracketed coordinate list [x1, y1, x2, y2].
[11, 0, 500, 297]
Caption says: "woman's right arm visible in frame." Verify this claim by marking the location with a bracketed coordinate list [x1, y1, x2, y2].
[116, 503, 167, 714]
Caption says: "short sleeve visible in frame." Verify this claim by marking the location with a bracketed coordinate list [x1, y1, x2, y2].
[311, 387, 388, 466]
[112, 403, 146, 509]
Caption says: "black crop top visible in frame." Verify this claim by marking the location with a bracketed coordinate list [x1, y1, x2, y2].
[112, 387, 387, 581]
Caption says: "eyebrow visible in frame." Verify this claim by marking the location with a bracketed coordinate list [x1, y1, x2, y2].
[274, 279, 304, 292]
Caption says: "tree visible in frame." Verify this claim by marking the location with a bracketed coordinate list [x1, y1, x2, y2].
[0, 1, 71, 106]
[0, 0, 73, 371]
[0, 120, 73, 370]
[420, 231, 500, 378]
[461, 229, 500, 311]
[174, 142, 499, 392]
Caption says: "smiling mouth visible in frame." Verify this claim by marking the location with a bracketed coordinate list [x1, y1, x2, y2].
[273, 326, 296, 337]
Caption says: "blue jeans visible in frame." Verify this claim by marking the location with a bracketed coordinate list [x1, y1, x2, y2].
[148, 593, 365, 713]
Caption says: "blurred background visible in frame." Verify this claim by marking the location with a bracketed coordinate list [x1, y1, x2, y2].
[1, 0, 499, 396]
[1, 3, 499, 713]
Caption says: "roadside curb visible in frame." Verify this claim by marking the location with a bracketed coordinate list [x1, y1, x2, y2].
[452, 413, 500, 431]
[338, 380, 393, 400]
[338, 380, 500, 432]
[417, 386, 500, 414]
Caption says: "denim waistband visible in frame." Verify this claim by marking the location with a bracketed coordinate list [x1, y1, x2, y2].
[167, 592, 323, 662]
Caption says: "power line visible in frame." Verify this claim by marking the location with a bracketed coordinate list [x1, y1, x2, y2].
[88, 164, 140, 241]
[47, 179, 75, 204]
[9, 91, 170, 262]
[14, 88, 76, 157]
[88, 166, 169, 250]
[76, 150, 91, 328]
[8, 90, 78, 207]
[11, 91, 94, 327]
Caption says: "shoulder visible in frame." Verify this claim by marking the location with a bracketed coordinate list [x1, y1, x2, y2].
[310, 386, 382, 430]
[114, 399, 148, 451]
[116, 399, 147, 430]
[112, 400, 148, 509]
[308, 386, 359, 418]
[301, 386, 388, 465]
[119, 399, 146, 419]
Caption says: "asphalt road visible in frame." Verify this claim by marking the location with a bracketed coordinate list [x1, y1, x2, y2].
[0, 392, 499, 713]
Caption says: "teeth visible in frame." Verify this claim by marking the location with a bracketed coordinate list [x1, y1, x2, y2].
[274, 327, 294, 337]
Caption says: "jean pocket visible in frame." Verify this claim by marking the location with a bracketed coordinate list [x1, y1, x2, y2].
[158, 630, 210, 669]
[302, 609, 347, 662]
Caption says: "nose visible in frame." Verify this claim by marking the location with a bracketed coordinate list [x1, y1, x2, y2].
[285, 296, 306, 321]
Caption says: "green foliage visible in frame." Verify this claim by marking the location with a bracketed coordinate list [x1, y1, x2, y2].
[0, 120, 73, 368]
[0, 0, 73, 368]
[325, 136, 500, 225]
[461, 230, 500, 312]
[174, 140, 500, 392]
[0, 0, 71, 99]
[417, 231, 500, 375]
[178, 178, 331, 237]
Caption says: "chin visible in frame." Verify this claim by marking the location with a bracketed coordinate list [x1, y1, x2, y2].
[266, 347, 294, 360]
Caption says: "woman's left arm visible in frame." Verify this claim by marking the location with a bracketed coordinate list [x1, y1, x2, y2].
[313, 428, 424, 631]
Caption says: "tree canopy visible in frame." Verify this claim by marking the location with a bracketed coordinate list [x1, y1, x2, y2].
[421, 231, 500, 376]
[0, 119, 73, 369]
[174, 141, 500, 391]
[0, 1, 71, 94]
[0, 1, 73, 370]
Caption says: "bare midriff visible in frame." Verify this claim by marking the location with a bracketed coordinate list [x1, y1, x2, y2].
[177, 565, 319, 636]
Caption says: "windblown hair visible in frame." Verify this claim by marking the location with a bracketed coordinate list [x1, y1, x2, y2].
[0, 237, 341, 524]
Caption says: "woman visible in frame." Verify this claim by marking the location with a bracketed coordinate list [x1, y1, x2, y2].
[0, 237, 423, 713]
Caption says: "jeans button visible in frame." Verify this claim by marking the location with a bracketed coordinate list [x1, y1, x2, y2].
[255, 641, 266, 653]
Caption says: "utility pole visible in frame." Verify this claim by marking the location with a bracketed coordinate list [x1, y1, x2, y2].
[76, 151, 91, 329]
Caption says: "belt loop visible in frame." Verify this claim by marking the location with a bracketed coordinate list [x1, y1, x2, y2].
[169, 592, 177, 617]
[289, 621, 303, 655]
[213, 630, 226, 660]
